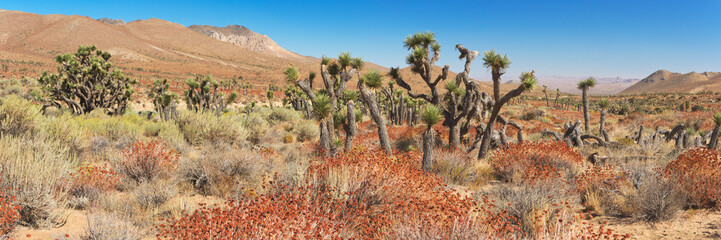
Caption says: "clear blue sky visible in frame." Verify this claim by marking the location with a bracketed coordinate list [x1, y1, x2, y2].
[4, 0, 720, 80]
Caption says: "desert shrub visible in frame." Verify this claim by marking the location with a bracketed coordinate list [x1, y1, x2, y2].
[630, 170, 682, 222]
[663, 148, 721, 208]
[0, 135, 72, 228]
[82, 213, 145, 240]
[116, 139, 179, 183]
[283, 133, 294, 143]
[294, 119, 318, 142]
[268, 107, 299, 123]
[574, 165, 635, 217]
[89, 136, 110, 156]
[242, 112, 268, 144]
[482, 182, 571, 238]
[76, 113, 144, 147]
[43, 113, 88, 156]
[431, 149, 476, 185]
[176, 111, 247, 145]
[0, 96, 42, 136]
[490, 141, 583, 184]
[65, 164, 122, 209]
[520, 109, 545, 121]
[177, 145, 265, 197]
[133, 181, 177, 209]
[0, 182, 20, 237]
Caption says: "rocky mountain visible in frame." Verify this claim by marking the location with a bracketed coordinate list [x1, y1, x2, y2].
[97, 18, 126, 25]
[188, 25, 312, 62]
[620, 70, 721, 94]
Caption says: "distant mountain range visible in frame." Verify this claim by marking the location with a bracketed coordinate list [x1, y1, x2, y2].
[0, 9, 714, 96]
[620, 70, 721, 94]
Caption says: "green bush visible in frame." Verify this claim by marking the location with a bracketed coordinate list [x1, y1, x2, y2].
[294, 119, 318, 142]
[0, 96, 42, 136]
[177, 111, 248, 145]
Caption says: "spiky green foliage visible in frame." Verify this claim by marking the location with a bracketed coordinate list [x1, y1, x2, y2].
[482, 50, 511, 73]
[184, 75, 233, 114]
[520, 72, 537, 90]
[714, 113, 721, 126]
[444, 80, 465, 97]
[321, 56, 330, 65]
[342, 90, 360, 102]
[351, 57, 364, 70]
[403, 31, 438, 50]
[421, 105, 443, 126]
[312, 94, 332, 120]
[284, 66, 300, 82]
[38, 45, 137, 115]
[388, 67, 400, 80]
[599, 98, 610, 109]
[403, 31, 441, 74]
[338, 52, 352, 68]
[361, 71, 384, 89]
[266, 90, 274, 100]
[577, 77, 597, 90]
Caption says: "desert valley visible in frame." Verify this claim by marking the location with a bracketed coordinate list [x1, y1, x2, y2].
[0, 5, 720, 240]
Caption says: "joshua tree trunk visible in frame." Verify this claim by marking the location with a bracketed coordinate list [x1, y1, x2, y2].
[599, 109, 609, 142]
[708, 124, 720, 149]
[422, 126, 435, 172]
[344, 101, 357, 152]
[492, 71, 501, 103]
[582, 88, 590, 133]
[358, 79, 392, 154]
[478, 86, 527, 159]
[319, 121, 331, 155]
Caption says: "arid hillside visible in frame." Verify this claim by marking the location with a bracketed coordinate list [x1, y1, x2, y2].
[621, 70, 721, 94]
[0, 9, 514, 96]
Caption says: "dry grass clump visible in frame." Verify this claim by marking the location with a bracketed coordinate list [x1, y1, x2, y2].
[294, 119, 318, 142]
[628, 168, 682, 222]
[177, 144, 266, 198]
[0, 96, 42, 136]
[0, 135, 72, 228]
[42, 113, 89, 156]
[176, 111, 248, 145]
[241, 112, 268, 144]
[431, 149, 484, 186]
[81, 213, 145, 240]
[114, 139, 179, 184]
[133, 180, 178, 210]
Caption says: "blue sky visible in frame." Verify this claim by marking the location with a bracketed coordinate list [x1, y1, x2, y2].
[4, 0, 720, 80]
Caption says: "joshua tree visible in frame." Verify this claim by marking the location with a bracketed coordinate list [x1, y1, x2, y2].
[554, 88, 561, 108]
[438, 44, 482, 148]
[598, 98, 610, 142]
[478, 71, 537, 159]
[577, 77, 597, 133]
[38, 45, 137, 115]
[391, 31, 449, 106]
[148, 79, 178, 121]
[482, 49, 511, 103]
[312, 94, 333, 154]
[421, 105, 442, 172]
[358, 70, 393, 154]
[184, 74, 238, 116]
[335, 100, 361, 152]
[542, 85, 549, 107]
[266, 90, 274, 110]
[707, 113, 721, 149]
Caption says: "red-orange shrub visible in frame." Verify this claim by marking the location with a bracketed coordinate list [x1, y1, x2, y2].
[0, 180, 20, 236]
[491, 141, 583, 184]
[67, 164, 122, 193]
[119, 139, 179, 182]
[664, 148, 721, 208]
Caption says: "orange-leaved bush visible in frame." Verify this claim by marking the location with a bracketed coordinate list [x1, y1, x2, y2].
[664, 148, 721, 208]
[0, 180, 20, 236]
[118, 139, 179, 182]
[491, 141, 583, 184]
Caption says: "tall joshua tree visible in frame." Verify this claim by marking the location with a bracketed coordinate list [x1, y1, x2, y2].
[421, 105, 442, 172]
[482, 50, 511, 103]
[391, 31, 449, 106]
[312, 94, 333, 154]
[358, 70, 393, 154]
[578, 77, 597, 133]
[543, 85, 550, 107]
[707, 113, 721, 149]
[478, 72, 537, 159]
[438, 44, 481, 148]
[598, 98, 610, 142]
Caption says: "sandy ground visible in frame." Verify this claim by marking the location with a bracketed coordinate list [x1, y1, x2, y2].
[597, 210, 721, 240]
